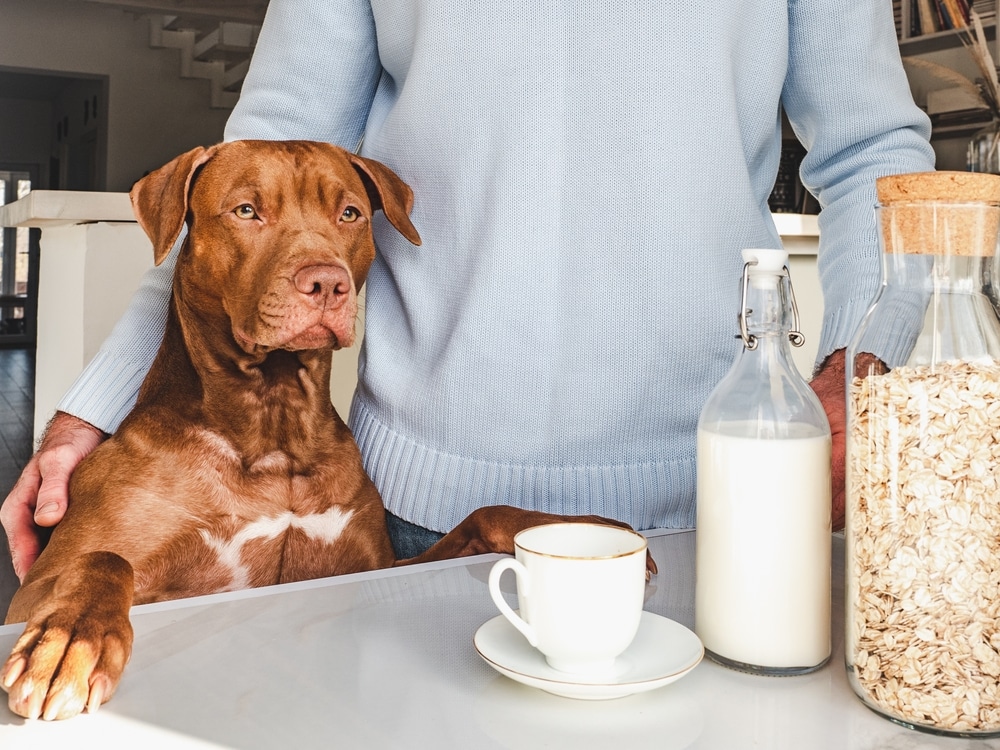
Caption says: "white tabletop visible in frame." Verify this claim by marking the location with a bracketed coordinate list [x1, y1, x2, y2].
[0, 530, 994, 749]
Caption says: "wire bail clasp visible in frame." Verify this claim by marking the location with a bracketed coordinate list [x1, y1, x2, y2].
[737, 260, 805, 351]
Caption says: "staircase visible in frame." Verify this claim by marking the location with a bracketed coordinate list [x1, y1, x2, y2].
[83, 0, 268, 109]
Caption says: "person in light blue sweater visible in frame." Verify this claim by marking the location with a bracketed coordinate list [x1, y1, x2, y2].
[3, 0, 934, 572]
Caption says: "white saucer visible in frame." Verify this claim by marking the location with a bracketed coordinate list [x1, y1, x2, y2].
[474, 611, 704, 700]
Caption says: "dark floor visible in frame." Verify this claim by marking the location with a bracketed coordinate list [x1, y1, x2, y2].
[0, 345, 34, 612]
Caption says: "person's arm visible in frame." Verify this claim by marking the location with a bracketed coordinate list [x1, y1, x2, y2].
[781, 0, 934, 523]
[783, 0, 935, 366]
[808, 350, 846, 530]
[222, 0, 381, 147]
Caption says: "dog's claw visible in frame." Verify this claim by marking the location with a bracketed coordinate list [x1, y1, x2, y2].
[5, 658, 111, 721]
[8, 676, 42, 721]
[87, 676, 108, 714]
[42, 685, 86, 722]
[1, 655, 27, 690]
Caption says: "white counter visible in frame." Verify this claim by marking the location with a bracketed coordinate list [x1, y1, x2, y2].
[0, 530, 988, 749]
[0, 191, 133, 228]
[771, 211, 819, 253]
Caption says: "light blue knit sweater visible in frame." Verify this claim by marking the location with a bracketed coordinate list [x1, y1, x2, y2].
[61, 0, 935, 531]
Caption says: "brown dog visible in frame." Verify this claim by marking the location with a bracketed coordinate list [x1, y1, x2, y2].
[1, 141, 650, 721]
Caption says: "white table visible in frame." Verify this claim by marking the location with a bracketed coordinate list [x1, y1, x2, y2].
[0, 530, 993, 749]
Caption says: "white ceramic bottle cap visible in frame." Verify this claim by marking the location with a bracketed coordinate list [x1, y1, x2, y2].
[742, 248, 788, 273]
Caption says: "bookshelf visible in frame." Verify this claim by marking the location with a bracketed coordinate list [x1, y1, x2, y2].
[895, 0, 1000, 153]
[896, 0, 1000, 57]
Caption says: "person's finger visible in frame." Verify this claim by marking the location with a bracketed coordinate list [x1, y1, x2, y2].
[31, 451, 74, 527]
[1, 463, 45, 581]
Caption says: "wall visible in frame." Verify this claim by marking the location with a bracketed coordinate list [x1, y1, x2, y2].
[54, 77, 107, 190]
[0, 0, 230, 192]
[0, 99, 52, 182]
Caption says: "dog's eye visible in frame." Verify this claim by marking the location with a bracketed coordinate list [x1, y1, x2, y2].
[234, 204, 257, 220]
[341, 207, 361, 223]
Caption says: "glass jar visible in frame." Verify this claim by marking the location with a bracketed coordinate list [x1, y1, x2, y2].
[846, 171, 1000, 736]
[968, 120, 1000, 175]
[695, 248, 832, 675]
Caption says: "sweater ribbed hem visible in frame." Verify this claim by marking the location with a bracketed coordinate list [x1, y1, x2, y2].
[814, 295, 880, 374]
[349, 397, 697, 534]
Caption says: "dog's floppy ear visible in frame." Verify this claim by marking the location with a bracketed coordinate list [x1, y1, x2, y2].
[348, 154, 422, 246]
[130, 144, 220, 265]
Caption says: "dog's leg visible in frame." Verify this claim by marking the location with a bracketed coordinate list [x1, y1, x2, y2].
[2, 551, 134, 721]
[394, 506, 657, 576]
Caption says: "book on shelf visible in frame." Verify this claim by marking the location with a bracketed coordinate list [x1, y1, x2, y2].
[936, 0, 970, 29]
[916, 0, 941, 33]
[905, 0, 976, 36]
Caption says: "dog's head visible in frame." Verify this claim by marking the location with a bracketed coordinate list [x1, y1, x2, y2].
[129, 140, 421, 354]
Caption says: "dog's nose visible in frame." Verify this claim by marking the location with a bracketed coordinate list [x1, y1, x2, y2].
[293, 264, 352, 304]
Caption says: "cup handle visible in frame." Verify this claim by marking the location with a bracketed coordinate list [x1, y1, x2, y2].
[488, 558, 537, 647]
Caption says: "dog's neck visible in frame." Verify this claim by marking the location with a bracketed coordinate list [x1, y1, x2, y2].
[136, 294, 341, 460]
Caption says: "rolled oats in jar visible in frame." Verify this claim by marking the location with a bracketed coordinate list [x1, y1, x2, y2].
[846, 171, 1000, 737]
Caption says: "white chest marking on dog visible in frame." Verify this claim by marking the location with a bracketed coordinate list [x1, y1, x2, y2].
[199, 506, 354, 589]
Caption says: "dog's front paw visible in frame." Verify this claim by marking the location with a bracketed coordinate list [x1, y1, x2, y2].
[2, 607, 133, 720]
[2, 551, 135, 720]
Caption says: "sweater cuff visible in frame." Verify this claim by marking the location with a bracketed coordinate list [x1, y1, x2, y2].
[56, 350, 150, 434]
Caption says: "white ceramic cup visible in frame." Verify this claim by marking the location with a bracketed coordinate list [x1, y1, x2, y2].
[487, 522, 648, 675]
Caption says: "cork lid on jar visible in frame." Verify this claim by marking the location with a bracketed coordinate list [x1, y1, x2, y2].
[876, 171, 1000, 256]
[877, 171, 1000, 205]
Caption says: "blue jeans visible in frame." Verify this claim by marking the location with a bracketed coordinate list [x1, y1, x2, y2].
[386, 511, 446, 560]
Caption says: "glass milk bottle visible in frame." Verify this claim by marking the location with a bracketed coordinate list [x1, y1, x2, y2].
[695, 248, 832, 675]
[846, 172, 1000, 737]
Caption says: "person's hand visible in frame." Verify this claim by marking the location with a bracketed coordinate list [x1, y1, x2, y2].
[1, 412, 107, 581]
[808, 350, 847, 531]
